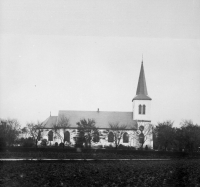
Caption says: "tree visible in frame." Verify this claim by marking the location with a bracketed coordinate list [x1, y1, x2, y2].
[0, 118, 21, 147]
[128, 123, 140, 148]
[173, 127, 185, 151]
[153, 127, 159, 150]
[21, 127, 29, 138]
[76, 119, 98, 148]
[137, 123, 153, 149]
[40, 139, 48, 147]
[179, 120, 200, 152]
[109, 122, 127, 149]
[154, 121, 175, 151]
[26, 121, 43, 147]
[22, 137, 35, 147]
[53, 115, 71, 147]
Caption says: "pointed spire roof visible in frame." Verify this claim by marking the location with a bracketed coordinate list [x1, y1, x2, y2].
[132, 61, 152, 101]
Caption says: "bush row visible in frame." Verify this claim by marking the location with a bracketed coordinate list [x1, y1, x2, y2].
[1, 147, 200, 159]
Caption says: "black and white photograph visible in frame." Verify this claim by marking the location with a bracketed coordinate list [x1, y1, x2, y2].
[0, 0, 200, 186]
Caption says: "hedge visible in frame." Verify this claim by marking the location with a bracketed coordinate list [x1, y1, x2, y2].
[1, 147, 200, 158]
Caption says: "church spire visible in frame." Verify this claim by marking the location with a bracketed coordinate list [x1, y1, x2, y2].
[136, 61, 148, 95]
[132, 61, 152, 101]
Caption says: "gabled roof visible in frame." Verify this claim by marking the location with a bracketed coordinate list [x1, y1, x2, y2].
[42, 116, 58, 128]
[133, 61, 152, 101]
[43, 110, 138, 130]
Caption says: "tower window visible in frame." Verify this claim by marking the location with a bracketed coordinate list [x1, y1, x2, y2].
[139, 105, 142, 114]
[143, 105, 146, 114]
[139, 105, 146, 115]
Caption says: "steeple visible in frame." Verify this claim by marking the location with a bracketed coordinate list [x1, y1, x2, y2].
[132, 61, 152, 101]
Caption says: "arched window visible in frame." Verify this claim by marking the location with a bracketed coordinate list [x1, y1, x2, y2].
[139, 105, 142, 114]
[143, 105, 146, 114]
[48, 130, 53, 141]
[123, 132, 129, 143]
[108, 132, 114, 142]
[93, 131, 99, 142]
[64, 131, 70, 142]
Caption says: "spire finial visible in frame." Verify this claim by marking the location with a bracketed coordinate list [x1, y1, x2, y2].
[142, 54, 143, 64]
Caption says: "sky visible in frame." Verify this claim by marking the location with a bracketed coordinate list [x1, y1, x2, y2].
[0, 0, 200, 127]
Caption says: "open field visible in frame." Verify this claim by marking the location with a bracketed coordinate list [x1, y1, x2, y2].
[1, 147, 200, 159]
[0, 152, 173, 159]
[0, 160, 200, 187]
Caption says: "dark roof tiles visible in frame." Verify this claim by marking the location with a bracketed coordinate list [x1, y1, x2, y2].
[42, 116, 57, 128]
[42, 110, 138, 130]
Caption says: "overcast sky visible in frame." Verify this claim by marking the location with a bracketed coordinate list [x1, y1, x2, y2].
[0, 0, 200, 127]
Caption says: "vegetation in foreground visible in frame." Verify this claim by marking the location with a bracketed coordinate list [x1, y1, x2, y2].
[1, 149, 200, 159]
[0, 160, 200, 187]
[1, 118, 200, 152]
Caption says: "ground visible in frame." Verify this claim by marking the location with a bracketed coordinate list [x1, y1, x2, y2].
[0, 159, 200, 187]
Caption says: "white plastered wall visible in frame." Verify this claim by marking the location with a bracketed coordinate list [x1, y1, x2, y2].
[133, 100, 151, 121]
[38, 128, 153, 149]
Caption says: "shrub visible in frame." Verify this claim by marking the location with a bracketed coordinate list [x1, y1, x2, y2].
[118, 144, 127, 149]
[75, 138, 84, 148]
[104, 144, 115, 149]
[55, 142, 58, 147]
[22, 137, 35, 147]
[0, 137, 6, 150]
[94, 145, 103, 149]
[59, 143, 64, 147]
[40, 139, 48, 147]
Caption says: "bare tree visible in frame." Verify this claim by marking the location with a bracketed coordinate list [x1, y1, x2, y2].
[53, 115, 71, 147]
[26, 121, 43, 147]
[137, 122, 153, 149]
[109, 122, 127, 149]
[21, 127, 29, 138]
[76, 118, 98, 148]
[129, 123, 141, 148]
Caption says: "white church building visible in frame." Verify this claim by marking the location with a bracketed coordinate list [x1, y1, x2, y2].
[40, 61, 153, 149]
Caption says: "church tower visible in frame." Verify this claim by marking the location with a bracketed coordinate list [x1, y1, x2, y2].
[132, 61, 152, 122]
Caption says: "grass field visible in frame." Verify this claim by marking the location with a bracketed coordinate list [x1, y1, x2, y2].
[0, 152, 172, 159]
[0, 160, 200, 187]
[1, 149, 200, 159]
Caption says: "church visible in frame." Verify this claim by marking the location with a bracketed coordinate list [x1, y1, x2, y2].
[40, 61, 153, 149]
